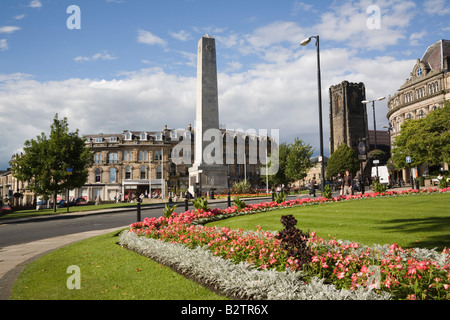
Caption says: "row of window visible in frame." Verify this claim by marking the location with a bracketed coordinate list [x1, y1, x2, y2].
[89, 130, 193, 144]
[93, 150, 166, 164]
[94, 166, 163, 183]
[403, 81, 440, 104]
[390, 105, 439, 133]
[93, 163, 257, 184]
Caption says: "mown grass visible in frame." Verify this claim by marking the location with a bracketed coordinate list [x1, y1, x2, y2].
[10, 192, 449, 300]
[10, 230, 228, 300]
[206, 192, 450, 251]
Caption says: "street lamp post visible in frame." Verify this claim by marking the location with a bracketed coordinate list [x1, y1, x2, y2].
[362, 97, 385, 150]
[301, 35, 325, 192]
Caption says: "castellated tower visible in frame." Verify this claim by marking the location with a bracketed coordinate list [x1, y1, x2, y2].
[329, 81, 369, 156]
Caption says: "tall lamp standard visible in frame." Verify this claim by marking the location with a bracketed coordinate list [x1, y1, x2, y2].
[301, 35, 325, 192]
[361, 97, 386, 150]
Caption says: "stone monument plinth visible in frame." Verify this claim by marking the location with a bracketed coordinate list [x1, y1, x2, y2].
[189, 35, 228, 195]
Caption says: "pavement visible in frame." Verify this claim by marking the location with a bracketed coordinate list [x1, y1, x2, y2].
[0, 196, 262, 299]
[0, 187, 417, 300]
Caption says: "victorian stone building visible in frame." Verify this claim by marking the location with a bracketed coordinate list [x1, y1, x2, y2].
[329, 81, 369, 156]
[79, 125, 271, 202]
[2, 126, 271, 206]
[387, 39, 450, 179]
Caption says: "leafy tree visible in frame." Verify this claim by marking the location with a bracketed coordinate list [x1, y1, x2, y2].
[267, 139, 313, 187]
[326, 144, 359, 179]
[391, 102, 450, 169]
[267, 142, 289, 187]
[285, 138, 314, 183]
[10, 114, 93, 211]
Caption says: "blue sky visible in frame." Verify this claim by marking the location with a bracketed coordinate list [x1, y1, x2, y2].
[1, 0, 449, 169]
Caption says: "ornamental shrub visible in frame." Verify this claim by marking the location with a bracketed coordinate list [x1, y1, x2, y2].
[233, 197, 247, 210]
[274, 191, 287, 203]
[191, 197, 210, 211]
[323, 184, 333, 199]
[275, 215, 312, 268]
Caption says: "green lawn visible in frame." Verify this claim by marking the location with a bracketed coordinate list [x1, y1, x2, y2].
[10, 192, 450, 300]
[10, 230, 228, 300]
[206, 192, 450, 251]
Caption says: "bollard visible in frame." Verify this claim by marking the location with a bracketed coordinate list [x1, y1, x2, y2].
[136, 199, 141, 222]
[184, 198, 189, 211]
[227, 191, 231, 208]
[272, 188, 275, 202]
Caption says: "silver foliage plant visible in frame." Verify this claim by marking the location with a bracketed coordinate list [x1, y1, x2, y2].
[119, 230, 391, 300]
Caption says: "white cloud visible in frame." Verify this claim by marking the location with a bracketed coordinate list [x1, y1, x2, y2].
[0, 44, 416, 169]
[0, 5, 423, 168]
[14, 14, 26, 20]
[74, 51, 117, 62]
[409, 30, 427, 46]
[423, 0, 450, 15]
[29, 0, 42, 8]
[0, 39, 8, 51]
[169, 30, 192, 41]
[292, 1, 315, 15]
[0, 26, 21, 34]
[243, 21, 305, 50]
[315, 0, 417, 51]
[137, 29, 167, 46]
[224, 61, 243, 73]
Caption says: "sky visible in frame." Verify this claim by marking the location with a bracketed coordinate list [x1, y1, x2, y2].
[0, 0, 449, 170]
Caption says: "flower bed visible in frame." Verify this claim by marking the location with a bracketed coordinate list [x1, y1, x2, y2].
[122, 187, 450, 300]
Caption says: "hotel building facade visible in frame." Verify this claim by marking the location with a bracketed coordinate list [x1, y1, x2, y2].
[387, 39, 450, 179]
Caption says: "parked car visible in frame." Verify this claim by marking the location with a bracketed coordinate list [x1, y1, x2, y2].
[57, 200, 67, 208]
[70, 197, 88, 206]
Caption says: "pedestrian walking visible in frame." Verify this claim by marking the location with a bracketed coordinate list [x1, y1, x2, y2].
[343, 170, 353, 195]
[309, 178, 316, 197]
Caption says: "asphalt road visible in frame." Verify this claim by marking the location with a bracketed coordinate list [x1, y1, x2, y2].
[0, 196, 286, 248]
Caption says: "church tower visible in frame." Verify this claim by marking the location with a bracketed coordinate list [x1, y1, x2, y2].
[329, 81, 369, 155]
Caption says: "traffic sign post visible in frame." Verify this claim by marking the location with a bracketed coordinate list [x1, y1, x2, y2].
[358, 141, 367, 195]
[406, 157, 414, 189]
[66, 168, 73, 212]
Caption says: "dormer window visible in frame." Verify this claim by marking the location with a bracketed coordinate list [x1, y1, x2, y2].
[156, 132, 163, 141]
[124, 131, 132, 141]
[170, 130, 178, 140]
[184, 131, 191, 139]
[95, 138, 103, 143]
[110, 137, 118, 142]
[416, 67, 423, 77]
[140, 132, 147, 141]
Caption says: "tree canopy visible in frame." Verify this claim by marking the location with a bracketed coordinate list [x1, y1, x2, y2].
[267, 138, 313, 187]
[10, 114, 93, 211]
[326, 144, 359, 179]
[391, 102, 450, 169]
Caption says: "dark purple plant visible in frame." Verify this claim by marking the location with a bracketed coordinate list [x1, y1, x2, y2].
[275, 215, 312, 268]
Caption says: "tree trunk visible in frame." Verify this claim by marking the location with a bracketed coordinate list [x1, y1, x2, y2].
[53, 191, 57, 212]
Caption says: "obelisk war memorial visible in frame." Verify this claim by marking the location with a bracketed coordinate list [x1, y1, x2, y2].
[188, 35, 228, 195]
